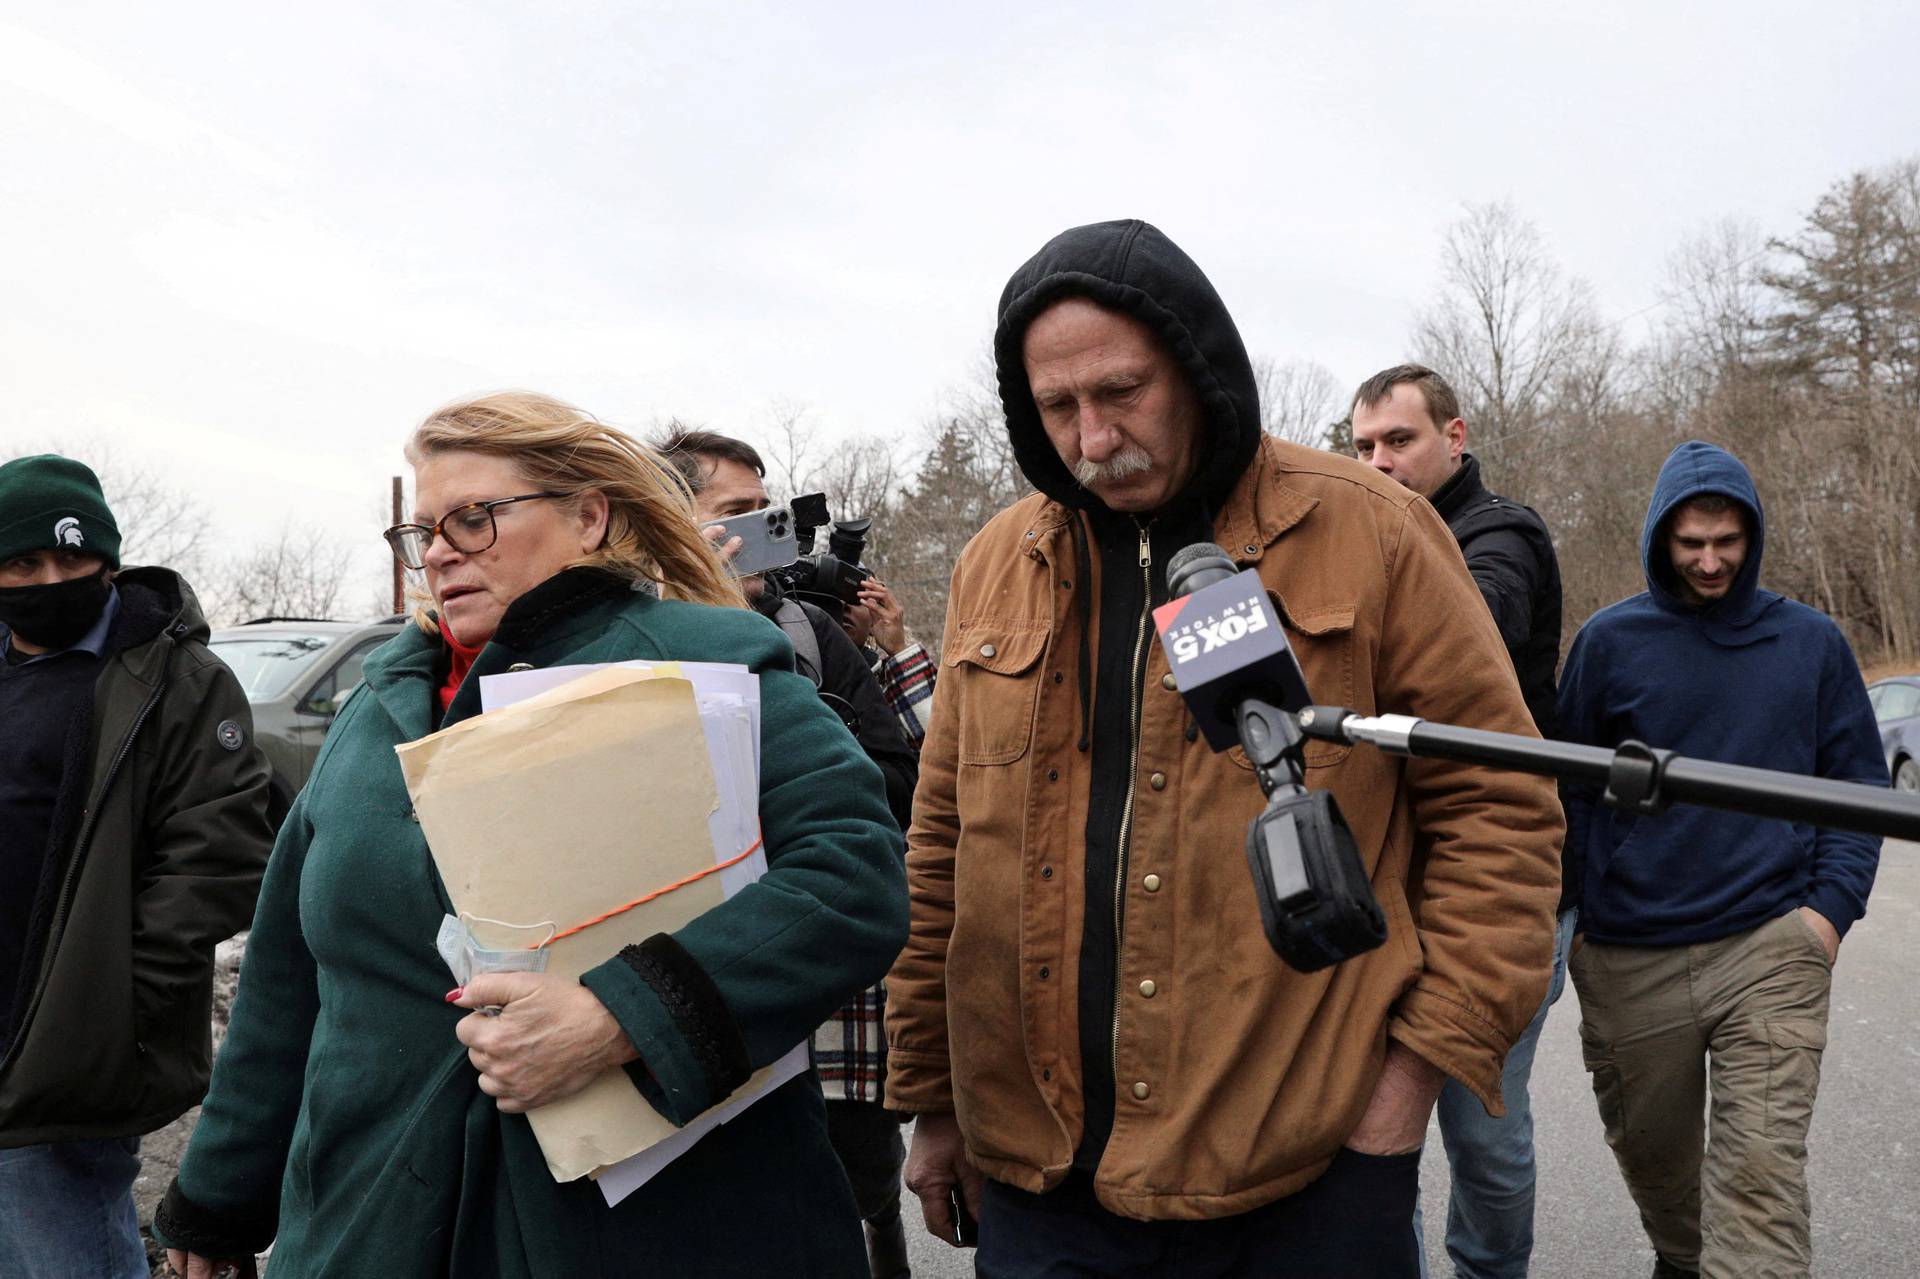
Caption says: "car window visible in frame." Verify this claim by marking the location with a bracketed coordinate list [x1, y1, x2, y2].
[304, 637, 389, 712]
[1876, 682, 1920, 723]
[210, 634, 336, 700]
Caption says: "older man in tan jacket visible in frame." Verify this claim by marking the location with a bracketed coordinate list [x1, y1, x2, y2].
[885, 220, 1564, 1278]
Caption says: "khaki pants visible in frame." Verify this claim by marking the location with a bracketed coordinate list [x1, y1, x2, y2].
[1569, 911, 1832, 1279]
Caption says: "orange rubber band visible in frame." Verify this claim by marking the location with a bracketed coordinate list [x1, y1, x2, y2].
[534, 835, 765, 949]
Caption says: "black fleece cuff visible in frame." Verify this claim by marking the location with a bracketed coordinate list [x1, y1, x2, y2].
[616, 933, 751, 1101]
[152, 1181, 277, 1259]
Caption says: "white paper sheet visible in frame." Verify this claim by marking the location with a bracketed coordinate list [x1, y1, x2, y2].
[589, 1042, 811, 1206]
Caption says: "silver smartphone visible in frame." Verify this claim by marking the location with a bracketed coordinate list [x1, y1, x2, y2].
[712, 504, 799, 577]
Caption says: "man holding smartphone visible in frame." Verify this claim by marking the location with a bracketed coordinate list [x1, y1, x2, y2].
[657, 426, 919, 1279]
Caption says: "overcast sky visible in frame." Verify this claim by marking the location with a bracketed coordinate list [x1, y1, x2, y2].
[3, 1, 1916, 608]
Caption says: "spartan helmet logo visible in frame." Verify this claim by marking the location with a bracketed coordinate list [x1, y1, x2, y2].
[54, 517, 85, 548]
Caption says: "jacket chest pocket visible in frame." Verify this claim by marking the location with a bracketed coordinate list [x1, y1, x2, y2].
[1286, 603, 1356, 768]
[1228, 599, 1356, 772]
[943, 621, 1050, 765]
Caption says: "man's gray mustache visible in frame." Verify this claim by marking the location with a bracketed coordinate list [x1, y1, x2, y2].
[1074, 448, 1154, 487]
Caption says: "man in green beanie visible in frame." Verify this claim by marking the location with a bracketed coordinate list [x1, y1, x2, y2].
[0, 454, 274, 1277]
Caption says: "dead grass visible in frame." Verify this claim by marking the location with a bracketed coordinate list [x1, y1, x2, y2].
[1861, 656, 1920, 684]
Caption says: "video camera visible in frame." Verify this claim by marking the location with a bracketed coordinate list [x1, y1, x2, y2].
[764, 491, 874, 622]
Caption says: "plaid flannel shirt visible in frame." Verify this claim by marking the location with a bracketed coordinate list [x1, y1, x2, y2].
[872, 640, 936, 751]
[811, 642, 935, 1102]
[813, 981, 887, 1103]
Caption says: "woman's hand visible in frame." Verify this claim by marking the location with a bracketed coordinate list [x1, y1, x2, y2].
[167, 1248, 258, 1278]
[450, 972, 641, 1113]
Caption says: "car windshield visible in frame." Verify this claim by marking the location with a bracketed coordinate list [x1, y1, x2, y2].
[210, 634, 336, 700]
[1874, 682, 1920, 725]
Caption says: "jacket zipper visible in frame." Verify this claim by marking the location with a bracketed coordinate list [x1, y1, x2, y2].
[0, 655, 172, 1076]
[1111, 519, 1153, 1084]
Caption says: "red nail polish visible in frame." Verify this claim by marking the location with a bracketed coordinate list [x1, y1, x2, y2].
[445, 987, 464, 1003]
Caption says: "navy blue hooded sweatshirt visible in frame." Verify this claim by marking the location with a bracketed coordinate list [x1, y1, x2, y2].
[1557, 441, 1886, 946]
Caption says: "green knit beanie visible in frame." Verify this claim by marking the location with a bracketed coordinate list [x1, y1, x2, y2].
[0, 454, 123, 568]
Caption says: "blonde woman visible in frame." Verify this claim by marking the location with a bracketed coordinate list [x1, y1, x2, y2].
[154, 393, 906, 1278]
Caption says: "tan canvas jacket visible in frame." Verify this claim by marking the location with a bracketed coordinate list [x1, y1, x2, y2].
[886, 437, 1564, 1221]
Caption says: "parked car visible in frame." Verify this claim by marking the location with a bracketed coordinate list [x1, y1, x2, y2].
[209, 616, 408, 826]
[1866, 675, 1920, 794]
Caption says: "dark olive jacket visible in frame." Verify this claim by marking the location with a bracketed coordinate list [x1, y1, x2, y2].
[0, 568, 275, 1146]
[155, 569, 908, 1277]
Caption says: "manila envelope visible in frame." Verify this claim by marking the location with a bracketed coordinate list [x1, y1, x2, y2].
[395, 667, 759, 1182]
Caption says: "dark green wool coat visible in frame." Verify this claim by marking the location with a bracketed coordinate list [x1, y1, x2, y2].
[154, 570, 908, 1276]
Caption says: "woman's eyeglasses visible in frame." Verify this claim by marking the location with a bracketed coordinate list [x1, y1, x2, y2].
[383, 493, 561, 570]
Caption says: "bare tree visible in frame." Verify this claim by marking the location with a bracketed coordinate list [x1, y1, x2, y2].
[757, 399, 821, 498]
[921, 348, 1025, 503]
[806, 434, 905, 559]
[1252, 357, 1344, 447]
[1413, 202, 1605, 460]
[876, 357, 1032, 654]
[1664, 217, 1774, 380]
[208, 524, 355, 625]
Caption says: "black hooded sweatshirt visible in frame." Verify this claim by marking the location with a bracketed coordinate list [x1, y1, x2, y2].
[993, 220, 1264, 1169]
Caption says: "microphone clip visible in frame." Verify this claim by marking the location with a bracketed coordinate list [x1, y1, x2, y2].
[1234, 696, 1307, 798]
[1604, 739, 1677, 815]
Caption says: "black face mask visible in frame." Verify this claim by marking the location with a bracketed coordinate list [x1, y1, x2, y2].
[0, 569, 112, 652]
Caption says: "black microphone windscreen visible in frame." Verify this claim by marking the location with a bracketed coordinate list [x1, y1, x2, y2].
[1167, 542, 1238, 600]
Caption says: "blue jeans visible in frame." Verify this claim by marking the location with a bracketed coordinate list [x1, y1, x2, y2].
[1416, 908, 1576, 1279]
[0, 1137, 147, 1279]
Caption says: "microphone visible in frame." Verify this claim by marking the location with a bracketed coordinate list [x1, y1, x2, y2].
[1154, 544, 1311, 751]
[1153, 542, 1385, 972]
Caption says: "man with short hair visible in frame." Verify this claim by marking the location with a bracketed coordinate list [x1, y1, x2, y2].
[0, 454, 274, 1278]
[1558, 440, 1885, 1279]
[656, 427, 918, 1279]
[1352, 363, 1569, 1278]
[886, 221, 1564, 1276]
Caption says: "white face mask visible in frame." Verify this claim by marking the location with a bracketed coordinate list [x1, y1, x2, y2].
[435, 912, 556, 987]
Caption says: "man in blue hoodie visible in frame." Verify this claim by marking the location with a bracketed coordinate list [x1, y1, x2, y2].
[1558, 441, 1886, 1279]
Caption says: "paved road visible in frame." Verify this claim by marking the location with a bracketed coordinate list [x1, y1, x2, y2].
[906, 841, 1919, 1277]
